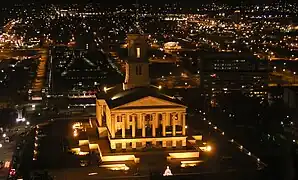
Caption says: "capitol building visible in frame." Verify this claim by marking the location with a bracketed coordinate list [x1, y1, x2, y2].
[96, 33, 187, 151]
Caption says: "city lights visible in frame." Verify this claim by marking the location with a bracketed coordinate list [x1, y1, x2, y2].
[1, 2, 297, 179]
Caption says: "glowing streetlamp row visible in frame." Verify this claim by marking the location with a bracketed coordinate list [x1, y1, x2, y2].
[199, 110, 267, 167]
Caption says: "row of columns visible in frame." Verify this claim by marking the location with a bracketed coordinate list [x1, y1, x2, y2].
[111, 139, 187, 150]
[110, 112, 186, 138]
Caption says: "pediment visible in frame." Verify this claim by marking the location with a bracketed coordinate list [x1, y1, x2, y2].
[113, 96, 185, 109]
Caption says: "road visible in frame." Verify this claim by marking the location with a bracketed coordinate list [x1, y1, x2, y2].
[31, 48, 48, 93]
[0, 124, 29, 180]
[0, 142, 14, 180]
[271, 71, 298, 83]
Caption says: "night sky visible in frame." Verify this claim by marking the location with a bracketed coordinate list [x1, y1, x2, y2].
[1, 0, 295, 6]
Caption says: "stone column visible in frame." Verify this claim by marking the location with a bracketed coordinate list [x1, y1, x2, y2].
[162, 113, 166, 136]
[172, 113, 176, 136]
[182, 112, 186, 136]
[132, 142, 136, 149]
[96, 103, 102, 126]
[142, 114, 146, 137]
[178, 112, 181, 125]
[155, 113, 159, 127]
[172, 140, 176, 147]
[162, 141, 167, 148]
[152, 140, 156, 145]
[126, 113, 130, 129]
[167, 112, 171, 126]
[137, 113, 142, 129]
[142, 141, 146, 148]
[122, 114, 126, 138]
[111, 142, 116, 150]
[182, 139, 186, 146]
[132, 114, 136, 138]
[122, 142, 126, 149]
[152, 113, 156, 137]
[111, 114, 115, 138]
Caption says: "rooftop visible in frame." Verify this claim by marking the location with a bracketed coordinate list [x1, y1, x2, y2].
[96, 85, 185, 109]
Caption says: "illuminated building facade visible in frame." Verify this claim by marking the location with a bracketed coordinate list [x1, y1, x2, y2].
[200, 52, 269, 98]
[96, 33, 187, 151]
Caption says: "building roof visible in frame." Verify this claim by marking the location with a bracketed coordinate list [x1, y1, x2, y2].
[96, 85, 186, 109]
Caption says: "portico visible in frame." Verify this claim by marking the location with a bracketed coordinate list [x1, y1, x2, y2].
[110, 111, 186, 138]
[96, 94, 187, 150]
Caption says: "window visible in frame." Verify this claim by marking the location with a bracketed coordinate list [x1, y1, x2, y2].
[139, 65, 142, 75]
[136, 47, 141, 58]
[136, 65, 142, 75]
[136, 66, 139, 75]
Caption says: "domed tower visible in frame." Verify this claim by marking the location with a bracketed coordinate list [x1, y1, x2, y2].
[123, 33, 150, 90]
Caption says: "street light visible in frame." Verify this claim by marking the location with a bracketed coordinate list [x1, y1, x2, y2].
[2, 133, 6, 138]
[206, 145, 212, 152]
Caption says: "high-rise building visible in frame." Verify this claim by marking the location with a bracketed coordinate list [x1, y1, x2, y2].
[200, 52, 269, 99]
[233, 10, 241, 24]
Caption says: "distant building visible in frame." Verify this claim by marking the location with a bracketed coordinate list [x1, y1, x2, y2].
[47, 45, 122, 113]
[284, 87, 298, 109]
[268, 86, 283, 105]
[200, 52, 269, 99]
[49, 45, 121, 95]
[233, 10, 241, 24]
